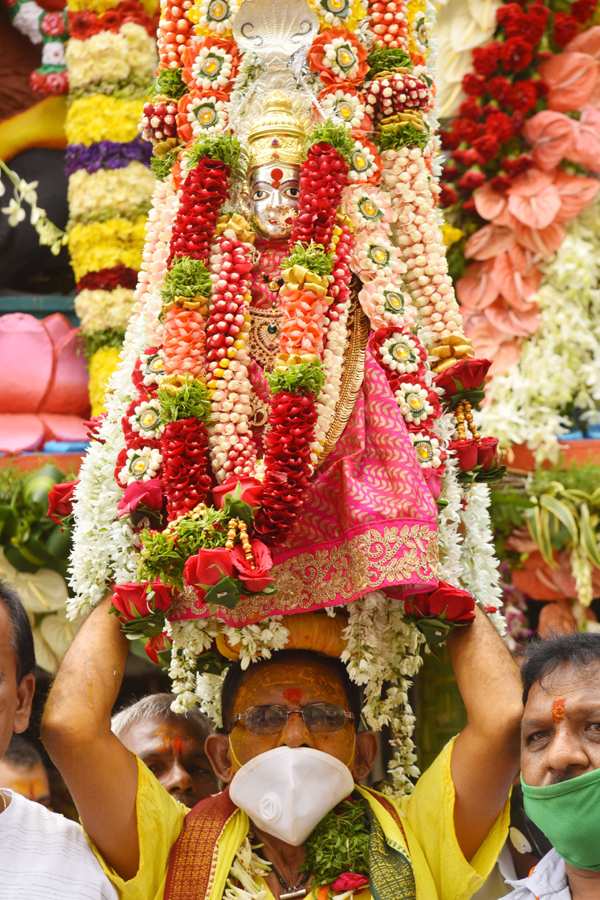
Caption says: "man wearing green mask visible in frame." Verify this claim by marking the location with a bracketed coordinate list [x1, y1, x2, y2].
[508, 632, 600, 900]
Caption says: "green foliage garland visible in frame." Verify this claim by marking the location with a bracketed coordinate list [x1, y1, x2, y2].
[300, 797, 370, 890]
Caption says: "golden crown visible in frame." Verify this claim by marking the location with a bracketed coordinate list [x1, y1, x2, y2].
[246, 91, 307, 171]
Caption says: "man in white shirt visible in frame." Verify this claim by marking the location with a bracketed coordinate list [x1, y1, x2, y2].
[0, 579, 117, 900]
[504, 632, 600, 900]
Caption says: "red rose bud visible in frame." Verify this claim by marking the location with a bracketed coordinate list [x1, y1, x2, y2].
[117, 478, 164, 517]
[331, 874, 370, 892]
[144, 633, 172, 665]
[232, 539, 274, 592]
[405, 581, 476, 623]
[47, 480, 79, 524]
[111, 580, 173, 621]
[213, 476, 263, 510]
[422, 468, 443, 500]
[434, 358, 492, 398]
[183, 547, 234, 588]
[477, 436, 499, 471]
[448, 438, 479, 472]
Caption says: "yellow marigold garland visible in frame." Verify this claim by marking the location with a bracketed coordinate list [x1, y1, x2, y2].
[89, 346, 121, 416]
[68, 215, 147, 282]
[65, 96, 144, 146]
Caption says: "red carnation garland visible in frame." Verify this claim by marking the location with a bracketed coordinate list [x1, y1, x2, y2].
[167, 158, 230, 265]
[254, 391, 318, 541]
[161, 417, 212, 521]
[77, 265, 139, 292]
[291, 142, 349, 248]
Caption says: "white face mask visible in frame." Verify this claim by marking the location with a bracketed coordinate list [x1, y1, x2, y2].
[229, 746, 355, 846]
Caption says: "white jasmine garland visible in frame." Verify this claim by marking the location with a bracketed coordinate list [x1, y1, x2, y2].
[395, 382, 434, 425]
[320, 88, 367, 131]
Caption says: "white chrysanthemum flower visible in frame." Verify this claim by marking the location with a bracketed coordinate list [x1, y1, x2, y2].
[129, 400, 164, 439]
[197, 0, 240, 33]
[320, 88, 366, 130]
[119, 446, 162, 485]
[408, 431, 442, 468]
[379, 334, 421, 373]
[395, 382, 434, 424]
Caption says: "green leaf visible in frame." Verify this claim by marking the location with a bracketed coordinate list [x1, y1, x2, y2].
[84, 328, 125, 360]
[540, 495, 578, 543]
[161, 255, 213, 306]
[151, 68, 187, 100]
[282, 242, 333, 277]
[415, 616, 454, 646]
[151, 149, 179, 182]
[267, 359, 326, 397]
[366, 47, 413, 78]
[377, 121, 430, 152]
[185, 133, 241, 169]
[204, 575, 241, 610]
[306, 122, 356, 164]
[22, 464, 65, 514]
[159, 378, 212, 424]
[525, 505, 556, 568]
[579, 503, 600, 570]
[118, 609, 166, 639]
[222, 482, 255, 529]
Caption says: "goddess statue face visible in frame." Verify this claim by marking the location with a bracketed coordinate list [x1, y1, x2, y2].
[248, 163, 300, 240]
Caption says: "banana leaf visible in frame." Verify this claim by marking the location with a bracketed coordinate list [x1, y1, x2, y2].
[580, 503, 600, 570]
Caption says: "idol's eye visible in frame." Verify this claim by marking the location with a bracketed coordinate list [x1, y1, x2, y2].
[252, 188, 269, 201]
[283, 186, 300, 199]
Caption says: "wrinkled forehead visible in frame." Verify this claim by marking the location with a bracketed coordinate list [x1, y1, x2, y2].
[525, 660, 600, 716]
[233, 656, 348, 713]
[121, 714, 209, 753]
[249, 163, 300, 188]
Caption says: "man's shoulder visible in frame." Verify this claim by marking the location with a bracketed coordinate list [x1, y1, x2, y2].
[503, 850, 570, 899]
[5, 790, 84, 837]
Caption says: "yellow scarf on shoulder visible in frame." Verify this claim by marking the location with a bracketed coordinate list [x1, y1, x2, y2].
[164, 785, 416, 900]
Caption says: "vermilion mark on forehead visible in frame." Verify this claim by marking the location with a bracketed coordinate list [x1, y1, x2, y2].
[283, 688, 303, 704]
[173, 737, 185, 753]
[552, 699, 566, 722]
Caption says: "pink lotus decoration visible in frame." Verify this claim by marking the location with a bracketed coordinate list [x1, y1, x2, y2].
[0, 313, 90, 453]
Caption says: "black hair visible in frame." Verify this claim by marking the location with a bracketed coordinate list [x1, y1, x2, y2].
[220, 649, 363, 733]
[521, 632, 600, 704]
[0, 580, 35, 684]
[2, 734, 43, 770]
[111, 692, 213, 739]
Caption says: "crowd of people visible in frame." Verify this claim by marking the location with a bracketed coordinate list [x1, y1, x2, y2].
[0, 577, 599, 900]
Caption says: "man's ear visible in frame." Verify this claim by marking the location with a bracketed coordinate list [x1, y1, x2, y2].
[205, 734, 234, 783]
[352, 731, 379, 783]
[13, 674, 35, 734]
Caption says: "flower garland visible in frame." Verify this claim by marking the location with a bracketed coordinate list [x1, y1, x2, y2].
[64, 0, 159, 415]
[66, 0, 508, 810]
[3, 0, 69, 95]
[438, 1, 600, 385]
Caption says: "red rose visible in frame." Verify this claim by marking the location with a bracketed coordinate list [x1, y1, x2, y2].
[477, 436, 499, 471]
[462, 198, 477, 213]
[405, 581, 476, 624]
[472, 43, 502, 77]
[213, 477, 263, 510]
[439, 184, 458, 207]
[47, 480, 79, 524]
[232, 539, 274, 592]
[485, 111, 515, 144]
[472, 135, 500, 162]
[440, 129, 461, 150]
[117, 479, 164, 517]
[449, 439, 479, 472]
[458, 169, 487, 191]
[331, 874, 370, 892]
[502, 154, 534, 176]
[462, 73, 486, 96]
[41, 11, 66, 33]
[434, 358, 492, 397]
[145, 633, 172, 665]
[459, 97, 483, 121]
[510, 80, 538, 114]
[422, 468, 443, 500]
[183, 548, 234, 588]
[500, 37, 534, 73]
[112, 581, 173, 621]
[499, 5, 549, 43]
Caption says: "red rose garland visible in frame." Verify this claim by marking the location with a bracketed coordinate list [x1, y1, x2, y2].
[254, 392, 318, 540]
[291, 142, 349, 248]
[168, 158, 230, 265]
[161, 417, 212, 520]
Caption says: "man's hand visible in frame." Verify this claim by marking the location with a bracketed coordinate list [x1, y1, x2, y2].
[41, 595, 140, 880]
[448, 606, 523, 862]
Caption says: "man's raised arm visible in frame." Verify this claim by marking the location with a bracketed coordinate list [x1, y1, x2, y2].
[41, 596, 140, 880]
[448, 605, 523, 862]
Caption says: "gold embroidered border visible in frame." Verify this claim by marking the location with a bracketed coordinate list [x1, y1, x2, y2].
[209, 523, 438, 624]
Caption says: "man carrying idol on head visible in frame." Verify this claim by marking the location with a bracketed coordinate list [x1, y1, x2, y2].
[42, 0, 521, 895]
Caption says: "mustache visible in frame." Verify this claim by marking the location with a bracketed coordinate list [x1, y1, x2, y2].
[549, 770, 579, 785]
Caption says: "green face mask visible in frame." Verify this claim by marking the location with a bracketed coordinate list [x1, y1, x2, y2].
[521, 768, 600, 872]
